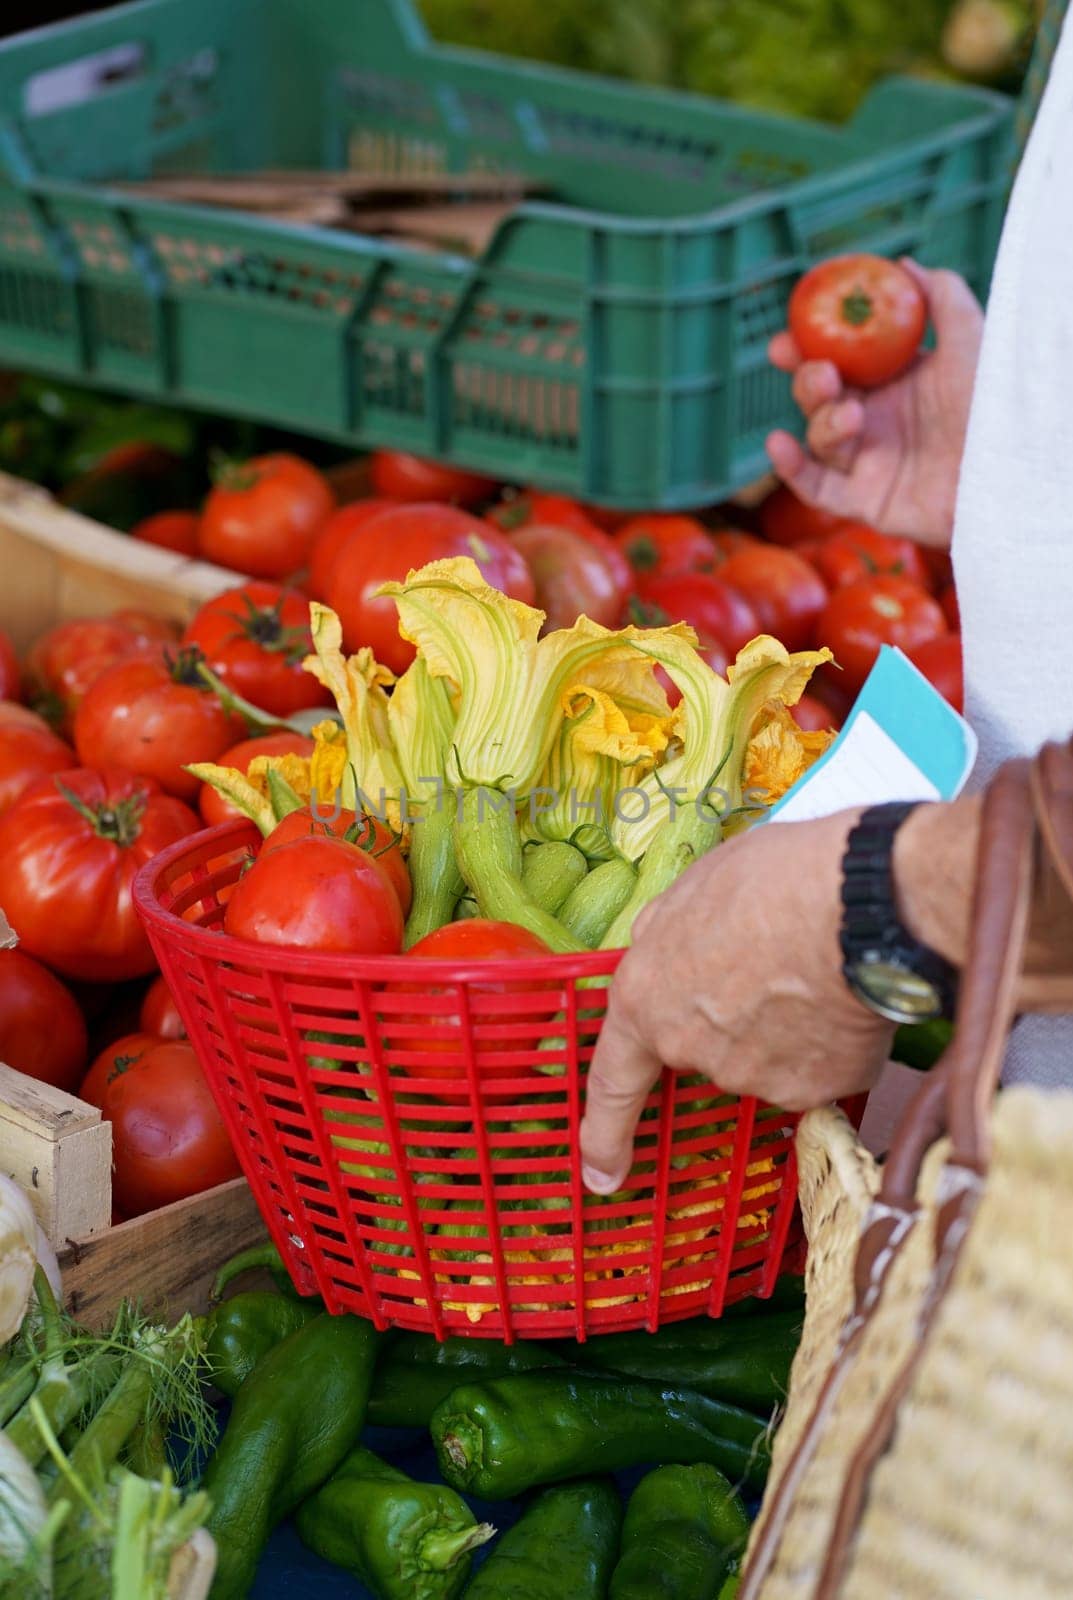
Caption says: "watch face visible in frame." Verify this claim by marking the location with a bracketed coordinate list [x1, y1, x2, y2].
[849, 956, 944, 1025]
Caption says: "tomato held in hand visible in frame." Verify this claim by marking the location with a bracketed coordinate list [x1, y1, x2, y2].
[199, 454, 336, 579]
[398, 919, 554, 1078]
[183, 582, 331, 718]
[326, 503, 535, 671]
[80, 1031, 158, 1110]
[788, 254, 927, 389]
[907, 633, 963, 713]
[308, 499, 394, 600]
[0, 707, 74, 817]
[107, 1040, 241, 1216]
[130, 510, 200, 556]
[811, 524, 930, 591]
[819, 575, 947, 694]
[369, 450, 498, 507]
[717, 546, 827, 652]
[613, 514, 715, 578]
[511, 522, 625, 630]
[74, 648, 236, 800]
[198, 729, 315, 826]
[224, 835, 404, 954]
[0, 949, 88, 1092]
[23, 615, 166, 733]
[261, 806, 412, 917]
[139, 975, 186, 1040]
[759, 487, 846, 548]
[0, 629, 19, 700]
[0, 768, 199, 980]
[629, 572, 760, 656]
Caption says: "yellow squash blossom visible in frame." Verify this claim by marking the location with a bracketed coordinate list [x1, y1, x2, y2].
[744, 702, 836, 811]
[302, 605, 403, 826]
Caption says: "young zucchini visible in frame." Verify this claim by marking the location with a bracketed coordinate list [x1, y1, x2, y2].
[520, 841, 589, 915]
[559, 856, 638, 947]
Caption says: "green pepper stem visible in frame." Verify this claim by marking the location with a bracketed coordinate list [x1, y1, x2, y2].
[211, 1243, 289, 1302]
[420, 1520, 496, 1571]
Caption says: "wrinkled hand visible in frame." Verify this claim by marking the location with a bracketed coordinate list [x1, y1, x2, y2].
[579, 812, 893, 1196]
[766, 261, 983, 550]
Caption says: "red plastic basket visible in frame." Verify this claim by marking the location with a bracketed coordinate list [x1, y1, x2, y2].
[135, 821, 830, 1340]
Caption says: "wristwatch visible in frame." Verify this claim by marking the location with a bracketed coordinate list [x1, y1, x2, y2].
[839, 802, 959, 1026]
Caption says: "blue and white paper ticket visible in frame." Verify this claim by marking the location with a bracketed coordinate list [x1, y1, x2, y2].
[765, 645, 977, 824]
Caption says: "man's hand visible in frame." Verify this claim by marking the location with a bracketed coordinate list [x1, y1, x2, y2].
[766, 262, 984, 550]
[579, 812, 893, 1196]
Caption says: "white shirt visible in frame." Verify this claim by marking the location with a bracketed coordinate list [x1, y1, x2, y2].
[952, 11, 1073, 1086]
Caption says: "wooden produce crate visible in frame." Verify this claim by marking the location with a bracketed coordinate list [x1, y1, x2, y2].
[0, 470, 280, 1328]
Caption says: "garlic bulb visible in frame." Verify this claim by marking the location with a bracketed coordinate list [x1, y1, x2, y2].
[0, 1174, 41, 1344]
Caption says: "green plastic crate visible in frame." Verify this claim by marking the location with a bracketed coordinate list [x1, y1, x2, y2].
[0, 0, 1013, 507]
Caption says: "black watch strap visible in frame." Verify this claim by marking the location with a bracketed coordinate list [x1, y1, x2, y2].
[840, 801, 959, 1025]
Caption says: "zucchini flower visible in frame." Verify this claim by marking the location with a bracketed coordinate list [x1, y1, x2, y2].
[609, 633, 833, 865]
[302, 605, 403, 827]
[186, 719, 351, 837]
[523, 663, 673, 860]
[599, 634, 831, 949]
[387, 657, 464, 947]
[378, 557, 638, 796]
[743, 702, 836, 814]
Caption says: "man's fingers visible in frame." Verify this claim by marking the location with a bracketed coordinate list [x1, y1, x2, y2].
[580, 1004, 662, 1197]
[899, 258, 984, 358]
[767, 331, 802, 372]
[806, 398, 865, 469]
[791, 359, 842, 418]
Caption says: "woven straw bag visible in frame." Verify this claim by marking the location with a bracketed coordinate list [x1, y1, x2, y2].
[739, 745, 1073, 1600]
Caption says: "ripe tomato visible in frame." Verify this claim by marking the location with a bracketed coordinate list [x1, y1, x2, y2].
[74, 649, 236, 800]
[369, 450, 498, 507]
[0, 949, 88, 1092]
[0, 629, 19, 700]
[907, 634, 963, 713]
[792, 693, 840, 733]
[140, 975, 186, 1040]
[0, 768, 199, 980]
[223, 835, 404, 954]
[182, 582, 331, 718]
[629, 573, 760, 656]
[819, 576, 948, 694]
[398, 919, 553, 1078]
[106, 1040, 241, 1216]
[489, 491, 599, 537]
[759, 487, 846, 548]
[198, 454, 336, 579]
[261, 806, 412, 918]
[79, 1031, 157, 1110]
[511, 523, 625, 631]
[716, 546, 827, 652]
[939, 584, 960, 632]
[130, 510, 200, 556]
[788, 254, 926, 389]
[489, 494, 634, 604]
[811, 524, 930, 591]
[23, 615, 167, 733]
[326, 503, 535, 671]
[308, 499, 394, 600]
[613, 514, 715, 578]
[0, 707, 74, 816]
[198, 730, 315, 826]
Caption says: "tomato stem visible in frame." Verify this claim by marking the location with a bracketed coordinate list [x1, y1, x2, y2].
[840, 289, 874, 327]
[54, 778, 146, 848]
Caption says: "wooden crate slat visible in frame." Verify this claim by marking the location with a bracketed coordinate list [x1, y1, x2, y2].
[0, 1062, 111, 1244]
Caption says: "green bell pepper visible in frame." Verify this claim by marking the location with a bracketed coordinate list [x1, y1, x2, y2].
[296, 1445, 495, 1600]
[203, 1312, 381, 1600]
[460, 1478, 622, 1600]
[368, 1334, 566, 1429]
[432, 1371, 771, 1500]
[564, 1308, 802, 1411]
[610, 1463, 750, 1600]
[205, 1291, 320, 1398]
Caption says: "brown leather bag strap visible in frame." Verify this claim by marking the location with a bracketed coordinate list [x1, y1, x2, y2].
[811, 761, 1037, 1600]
